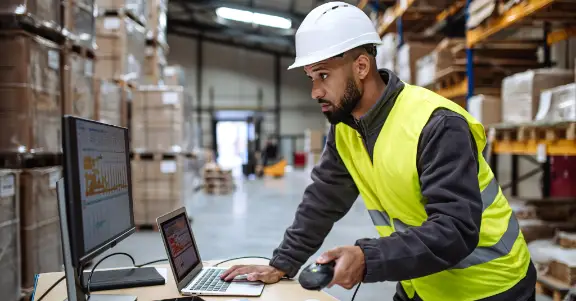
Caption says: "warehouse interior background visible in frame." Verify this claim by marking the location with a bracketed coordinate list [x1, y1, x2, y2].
[2, 0, 576, 300]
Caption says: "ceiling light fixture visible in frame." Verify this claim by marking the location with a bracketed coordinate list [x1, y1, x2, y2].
[215, 7, 292, 29]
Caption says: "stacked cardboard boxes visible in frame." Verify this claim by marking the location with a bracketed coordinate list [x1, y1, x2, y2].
[396, 42, 436, 84]
[0, 170, 21, 301]
[19, 167, 63, 289]
[62, 46, 96, 120]
[143, 0, 169, 85]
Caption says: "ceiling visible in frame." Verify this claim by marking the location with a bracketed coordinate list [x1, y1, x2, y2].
[167, 0, 392, 56]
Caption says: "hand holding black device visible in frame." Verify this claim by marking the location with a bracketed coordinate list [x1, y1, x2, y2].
[298, 261, 336, 291]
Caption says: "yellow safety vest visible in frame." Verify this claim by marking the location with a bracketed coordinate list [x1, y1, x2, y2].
[335, 84, 531, 301]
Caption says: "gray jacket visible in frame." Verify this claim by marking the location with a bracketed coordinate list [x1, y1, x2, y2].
[269, 70, 535, 300]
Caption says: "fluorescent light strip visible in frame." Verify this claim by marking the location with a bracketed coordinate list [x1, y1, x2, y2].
[215, 7, 292, 29]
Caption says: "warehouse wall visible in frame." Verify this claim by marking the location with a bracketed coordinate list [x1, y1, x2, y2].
[166, 35, 325, 149]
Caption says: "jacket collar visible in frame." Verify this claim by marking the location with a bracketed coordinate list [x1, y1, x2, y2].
[343, 69, 405, 136]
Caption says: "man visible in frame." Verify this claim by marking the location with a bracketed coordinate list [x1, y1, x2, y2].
[221, 2, 536, 300]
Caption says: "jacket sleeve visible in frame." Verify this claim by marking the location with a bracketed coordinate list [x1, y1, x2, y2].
[355, 110, 483, 282]
[270, 126, 360, 278]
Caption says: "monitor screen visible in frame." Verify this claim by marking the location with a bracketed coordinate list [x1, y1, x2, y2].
[160, 213, 200, 282]
[62, 116, 135, 265]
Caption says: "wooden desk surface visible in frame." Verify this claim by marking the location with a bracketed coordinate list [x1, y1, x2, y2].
[32, 258, 338, 301]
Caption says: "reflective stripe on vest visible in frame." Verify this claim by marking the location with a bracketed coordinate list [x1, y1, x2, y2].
[367, 177, 515, 268]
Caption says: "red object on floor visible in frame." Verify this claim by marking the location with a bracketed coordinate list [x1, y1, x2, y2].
[550, 156, 576, 197]
[293, 152, 306, 168]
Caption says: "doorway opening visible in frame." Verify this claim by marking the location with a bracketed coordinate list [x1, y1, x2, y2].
[215, 121, 248, 172]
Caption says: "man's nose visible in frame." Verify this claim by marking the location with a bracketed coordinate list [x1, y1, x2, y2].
[311, 85, 325, 101]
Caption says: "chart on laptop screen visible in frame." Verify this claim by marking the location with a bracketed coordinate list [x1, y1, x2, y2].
[163, 215, 199, 278]
[76, 120, 132, 253]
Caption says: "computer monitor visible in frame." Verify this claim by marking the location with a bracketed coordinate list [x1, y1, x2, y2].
[62, 115, 135, 266]
[60, 116, 164, 299]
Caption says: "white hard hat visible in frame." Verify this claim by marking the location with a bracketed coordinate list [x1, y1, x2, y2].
[288, 1, 382, 70]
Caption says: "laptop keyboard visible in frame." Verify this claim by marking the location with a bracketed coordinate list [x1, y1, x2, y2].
[190, 269, 230, 292]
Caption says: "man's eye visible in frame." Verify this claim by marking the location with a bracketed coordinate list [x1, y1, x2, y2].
[320, 73, 328, 80]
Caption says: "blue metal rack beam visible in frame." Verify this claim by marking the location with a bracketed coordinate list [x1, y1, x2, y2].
[465, 0, 474, 106]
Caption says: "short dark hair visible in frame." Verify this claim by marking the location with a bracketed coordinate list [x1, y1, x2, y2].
[332, 43, 377, 60]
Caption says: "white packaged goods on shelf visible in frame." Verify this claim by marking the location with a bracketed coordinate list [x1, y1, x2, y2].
[467, 0, 497, 29]
[396, 42, 435, 84]
[468, 94, 502, 126]
[376, 33, 397, 71]
[535, 83, 576, 123]
[501, 69, 573, 123]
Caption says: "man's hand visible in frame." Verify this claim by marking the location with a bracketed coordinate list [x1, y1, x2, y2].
[220, 265, 286, 283]
[316, 246, 365, 290]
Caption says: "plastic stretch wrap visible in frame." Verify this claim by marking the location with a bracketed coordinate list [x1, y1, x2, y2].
[63, 0, 96, 48]
[535, 83, 576, 123]
[501, 69, 573, 123]
[0, 170, 20, 301]
[147, 0, 167, 45]
[0, 31, 61, 153]
[63, 51, 95, 119]
[19, 167, 63, 288]
[0, 0, 61, 29]
[96, 79, 123, 126]
[132, 86, 187, 152]
[396, 42, 436, 85]
[95, 16, 146, 82]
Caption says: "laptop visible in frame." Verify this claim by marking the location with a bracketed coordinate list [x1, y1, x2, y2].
[157, 207, 265, 297]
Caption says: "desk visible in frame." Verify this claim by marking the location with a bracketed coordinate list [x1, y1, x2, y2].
[32, 259, 338, 301]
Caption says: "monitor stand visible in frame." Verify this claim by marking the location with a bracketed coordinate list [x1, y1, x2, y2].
[82, 267, 165, 291]
[57, 179, 138, 301]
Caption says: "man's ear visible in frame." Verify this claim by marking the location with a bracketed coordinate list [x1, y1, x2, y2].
[354, 54, 371, 80]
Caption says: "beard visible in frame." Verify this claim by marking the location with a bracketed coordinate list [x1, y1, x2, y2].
[321, 78, 362, 125]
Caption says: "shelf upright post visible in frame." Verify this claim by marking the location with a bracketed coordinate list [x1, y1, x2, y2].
[465, 0, 474, 109]
[396, 0, 404, 49]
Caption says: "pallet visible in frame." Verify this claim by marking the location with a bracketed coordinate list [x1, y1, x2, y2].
[493, 122, 576, 142]
[0, 14, 66, 45]
[100, 9, 146, 28]
[131, 152, 197, 161]
[69, 42, 96, 60]
[536, 275, 571, 301]
[0, 153, 62, 169]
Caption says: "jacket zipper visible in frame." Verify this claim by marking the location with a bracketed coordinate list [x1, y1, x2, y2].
[355, 119, 372, 163]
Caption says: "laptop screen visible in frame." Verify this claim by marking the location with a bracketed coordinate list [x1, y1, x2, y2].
[160, 213, 200, 283]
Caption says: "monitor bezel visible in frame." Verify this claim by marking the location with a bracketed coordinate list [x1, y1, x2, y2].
[62, 115, 136, 267]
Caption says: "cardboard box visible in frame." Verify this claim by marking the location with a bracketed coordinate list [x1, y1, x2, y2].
[132, 86, 185, 152]
[147, 0, 167, 45]
[535, 83, 576, 123]
[19, 167, 61, 228]
[396, 42, 436, 84]
[0, 221, 20, 300]
[0, 0, 61, 28]
[143, 46, 166, 85]
[304, 129, 325, 153]
[95, 0, 147, 25]
[468, 94, 502, 126]
[96, 79, 124, 126]
[558, 231, 576, 249]
[549, 257, 576, 286]
[95, 16, 146, 82]
[416, 38, 466, 87]
[21, 218, 62, 288]
[0, 170, 19, 224]
[519, 219, 555, 243]
[63, 0, 96, 48]
[63, 50, 95, 119]
[502, 69, 574, 123]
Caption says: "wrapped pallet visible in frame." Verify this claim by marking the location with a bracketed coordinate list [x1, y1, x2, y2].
[19, 167, 63, 288]
[396, 42, 436, 85]
[63, 49, 95, 119]
[63, 0, 96, 48]
[0, 0, 61, 29]
[501, 69, 573, 123]
[95, 0, 147, 25]
[0, 170, 21, 301]
[144, 45, 167, 85]
[95, 79, 125, 126]
[535, 83, 576, 123]
[416, 38, 465, 88]
[0, 31, 62, 153]
[376, 33, 397, 72]
[95, 15, 146, 82]
[131, 156, 193, 224]
[147, 0, 168, 45]
[468, 94, 502, 126]
[132, 86, 185, 152]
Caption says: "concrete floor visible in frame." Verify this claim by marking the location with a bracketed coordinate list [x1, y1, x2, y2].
[95, 169, 546, 301]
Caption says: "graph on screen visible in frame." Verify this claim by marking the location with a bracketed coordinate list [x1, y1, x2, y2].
[83, 153, 128, 201]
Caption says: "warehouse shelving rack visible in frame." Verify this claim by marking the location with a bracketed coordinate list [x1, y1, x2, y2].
[359, 0, 576, 197]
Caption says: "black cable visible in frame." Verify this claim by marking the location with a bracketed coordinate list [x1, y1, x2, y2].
[86, 252, 136, 300]
[35, 275, 66, 301]
[212, 256, 271, 267]
[135, 258, 168, 268]
[350, 282, 361, 301]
